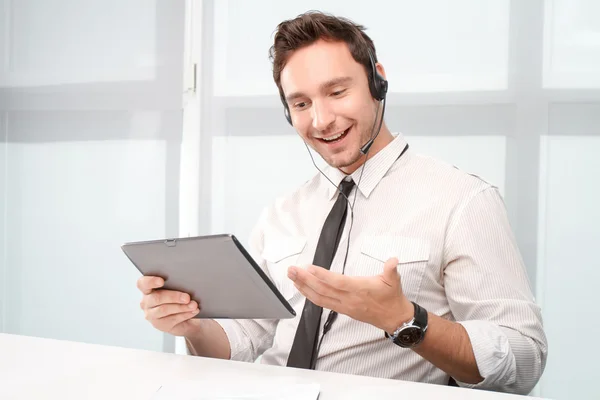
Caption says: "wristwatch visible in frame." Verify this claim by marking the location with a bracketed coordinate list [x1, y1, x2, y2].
[385, 302, 428, 348]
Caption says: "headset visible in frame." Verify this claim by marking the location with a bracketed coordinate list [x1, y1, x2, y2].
[279, 42, 390, 370]
[280, 46, 388, 155]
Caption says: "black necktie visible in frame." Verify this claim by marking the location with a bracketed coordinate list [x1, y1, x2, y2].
[286, 179, 355, 369]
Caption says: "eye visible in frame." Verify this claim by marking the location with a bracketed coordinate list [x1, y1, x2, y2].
[331, 89, 347, 96]
[293, 101, 309, 110]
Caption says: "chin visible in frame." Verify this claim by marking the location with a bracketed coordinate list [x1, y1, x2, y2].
[325, 149, 362, 170]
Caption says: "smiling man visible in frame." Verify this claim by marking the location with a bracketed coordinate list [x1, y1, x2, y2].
[136, 11, 547, 395]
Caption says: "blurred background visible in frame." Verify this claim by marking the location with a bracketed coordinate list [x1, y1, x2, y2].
[0, 1, 598, 399]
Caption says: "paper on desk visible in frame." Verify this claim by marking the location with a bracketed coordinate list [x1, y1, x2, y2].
[151, 379, 320, 400]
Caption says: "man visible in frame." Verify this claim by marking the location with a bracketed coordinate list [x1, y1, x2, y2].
[137, 11, 547, 394]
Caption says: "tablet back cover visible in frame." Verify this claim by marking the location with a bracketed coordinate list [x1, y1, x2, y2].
[122, 234, 295, 319]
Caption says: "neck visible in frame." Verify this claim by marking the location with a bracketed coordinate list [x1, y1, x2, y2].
[339, 124, 394, 175]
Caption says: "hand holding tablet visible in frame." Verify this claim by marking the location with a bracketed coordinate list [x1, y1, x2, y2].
[137, 275, 201, 337]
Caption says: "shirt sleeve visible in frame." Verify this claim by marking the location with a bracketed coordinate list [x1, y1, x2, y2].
[213, 207, 280, 362]
[443, 186, 548, 395]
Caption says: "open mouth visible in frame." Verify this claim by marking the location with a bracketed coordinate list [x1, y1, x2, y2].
[318, 127, 350, 144]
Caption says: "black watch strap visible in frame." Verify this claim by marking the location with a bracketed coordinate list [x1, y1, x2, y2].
[412, 302, 428, 330]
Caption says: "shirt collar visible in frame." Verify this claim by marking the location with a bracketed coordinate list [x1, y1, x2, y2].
[325, 133, 409, 200]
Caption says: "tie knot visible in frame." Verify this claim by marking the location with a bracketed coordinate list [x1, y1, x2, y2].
[339, 179, 355, 197]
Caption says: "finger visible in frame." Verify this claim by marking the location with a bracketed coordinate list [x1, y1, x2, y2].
[291, 267, 344, 301]
[305, 265, 354, 291]
[294, 281, 341, 310]
[160, 309, 201, 331]
[298, 266, 348, 295]
[137, 276, 165, 295]
[381, 257, 399, 286]
[146, 301, 199, 320]
[143, 290, 191, 309]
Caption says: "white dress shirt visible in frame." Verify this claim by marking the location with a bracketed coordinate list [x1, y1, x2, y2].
[214, 134, 548, 395]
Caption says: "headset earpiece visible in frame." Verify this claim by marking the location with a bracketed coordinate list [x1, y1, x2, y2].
[360, 48, 388, 155]
[367, 48, 388, 101]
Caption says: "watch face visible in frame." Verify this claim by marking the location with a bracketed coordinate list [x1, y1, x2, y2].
[396, 326, 423, 346]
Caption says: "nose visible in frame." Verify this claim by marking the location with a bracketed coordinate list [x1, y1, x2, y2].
[311, 100, 335, 131]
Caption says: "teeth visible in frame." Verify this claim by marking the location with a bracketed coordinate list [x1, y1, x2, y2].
[322, 129, 346, 142]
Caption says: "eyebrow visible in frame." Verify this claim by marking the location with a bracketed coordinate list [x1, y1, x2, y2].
[285, 76, 353, 103]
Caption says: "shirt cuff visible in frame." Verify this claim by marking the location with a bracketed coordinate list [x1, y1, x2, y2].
[456, 320, 517, 389]
[213, 319, 254, 362]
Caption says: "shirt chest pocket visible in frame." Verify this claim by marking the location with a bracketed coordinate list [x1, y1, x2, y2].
[358, 235, 430, 302]
[262, 236, 306, 301]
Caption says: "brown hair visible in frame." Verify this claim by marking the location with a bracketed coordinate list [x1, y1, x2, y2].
[268, 11, 378, 101]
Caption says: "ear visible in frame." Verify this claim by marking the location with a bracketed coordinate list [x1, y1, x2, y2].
[375, 62, 387, 80]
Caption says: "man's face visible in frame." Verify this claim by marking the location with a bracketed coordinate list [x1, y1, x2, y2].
[280, 39, 379, 173]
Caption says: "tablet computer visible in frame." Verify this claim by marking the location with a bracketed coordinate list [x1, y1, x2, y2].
[121, 234, 296, 319]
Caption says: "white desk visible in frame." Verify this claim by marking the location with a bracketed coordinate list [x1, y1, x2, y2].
[0, 333, 544, 399]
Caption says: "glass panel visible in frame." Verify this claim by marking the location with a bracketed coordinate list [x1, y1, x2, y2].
[213, 0, 510, 96]
[0, 112, 6, 328]
[3, 111, 174, 351]
[5, 0, 157, 86]
[537, 136, 600, 398]
[543, 0, 600, 88]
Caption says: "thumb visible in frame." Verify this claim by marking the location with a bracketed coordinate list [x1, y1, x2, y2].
[382, 257, 399, 282]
